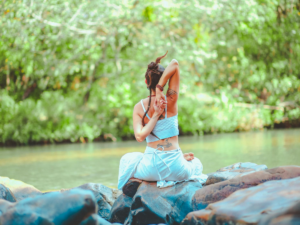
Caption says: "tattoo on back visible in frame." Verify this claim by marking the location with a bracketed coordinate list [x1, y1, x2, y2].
[157, 138, 172, 149]
[166, 89, 178, 98]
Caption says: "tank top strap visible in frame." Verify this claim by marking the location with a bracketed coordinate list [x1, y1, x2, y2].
[165, 95, 167, 119]
[140, 100, 151, 119]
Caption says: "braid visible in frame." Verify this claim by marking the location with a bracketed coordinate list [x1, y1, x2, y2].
[141, 51, 168, 140]
[142, 77, 160, 140]
[141, 87, 150, 127]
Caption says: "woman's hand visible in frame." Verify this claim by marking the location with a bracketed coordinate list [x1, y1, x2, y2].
[156, 87, 166, 104]
[153, 98, 167, 117]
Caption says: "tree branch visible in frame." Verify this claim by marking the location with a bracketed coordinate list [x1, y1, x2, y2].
[83, 45, 107, 104]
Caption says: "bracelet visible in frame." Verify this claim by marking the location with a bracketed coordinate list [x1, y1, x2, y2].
[156, 84, 164, 92]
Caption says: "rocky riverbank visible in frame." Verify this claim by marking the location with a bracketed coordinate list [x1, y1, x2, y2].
[1, 162, 300, 225]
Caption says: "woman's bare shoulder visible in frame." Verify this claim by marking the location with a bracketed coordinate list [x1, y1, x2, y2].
[133, 99, 145, 113]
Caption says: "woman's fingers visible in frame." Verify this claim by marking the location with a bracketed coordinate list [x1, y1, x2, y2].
[160, 102, 167, 109]
[159, 100, 167, 106]
[158, 100, 166, 105]
[155, 99, 167, 112]
[189, 153, 194, 160]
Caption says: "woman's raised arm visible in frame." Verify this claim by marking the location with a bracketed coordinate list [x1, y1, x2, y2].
[156, 59, 180, 104]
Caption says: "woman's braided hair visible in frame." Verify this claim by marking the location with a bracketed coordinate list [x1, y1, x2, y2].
[142, 51, 168, 139]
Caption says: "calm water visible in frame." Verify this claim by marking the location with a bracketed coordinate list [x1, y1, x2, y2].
[0, 129, 299, 191]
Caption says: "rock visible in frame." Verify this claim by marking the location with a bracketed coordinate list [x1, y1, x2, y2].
[0, 199, 14, 217]
[1, 210, 54, 225]
[206, 162, 267, 185]
[124, 181, 202, 225]
[258, 201, 300, 225]
[192, 166, 300, 211]
[80, 214, 111, 225]
[0, 188, 96, 225]
[182, 176, 300, 225]
[0, 176, 42, 201]
[74, 183, 122, 220]
[122, 178, 143, 197]
[0, 184, 16, 202]
[77, 183, 122, 206]
[109, 194, 133, 223]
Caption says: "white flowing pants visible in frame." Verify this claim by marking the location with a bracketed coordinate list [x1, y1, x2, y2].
[118, 146, 207, 189]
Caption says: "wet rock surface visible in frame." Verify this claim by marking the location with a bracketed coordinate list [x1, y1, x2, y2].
[0, 199, 14, 217]
[0, 184, 16, 202]
[258, 201, 300, 225]
[73, 183, 122, 220]
[122, 178, 143, 198]
[0, 189, 96, 225]
[1, 163, 300, 225]
[0, 176, 42, 201]
[192, 166, 300, 211]
[205, 162, 267, 185]
[183, 176, 300, 225]
[116, 181, 202, 225]
[80, 214, 112, 225]
[109, 194, 133, 223]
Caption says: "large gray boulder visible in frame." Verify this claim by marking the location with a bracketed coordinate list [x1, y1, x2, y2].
[192, 166, 300, 211]
[182, 176, 300, 225]
[205, 162, 267, 185]
[110, 181, 202, 225]
[0, 176, 42, 201]
[0, 189, 96, 225]
[109, 194, 133, 223]
[74, 183, 122, 220]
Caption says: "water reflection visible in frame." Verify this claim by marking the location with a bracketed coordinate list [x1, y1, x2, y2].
[0, 129, 299, 191]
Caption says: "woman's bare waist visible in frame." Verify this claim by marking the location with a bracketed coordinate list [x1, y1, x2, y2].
[147, 136, 179, 151]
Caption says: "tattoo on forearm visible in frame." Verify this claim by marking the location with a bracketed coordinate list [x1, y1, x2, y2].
[166, 89, 178, 98]
[157, 138, 172, 148]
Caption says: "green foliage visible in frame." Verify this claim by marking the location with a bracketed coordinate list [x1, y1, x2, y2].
[0, 0, 300, 144]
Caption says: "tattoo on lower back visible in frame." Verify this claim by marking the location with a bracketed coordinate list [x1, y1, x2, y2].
[157, 138, 172, 149]
[166, 89, 178, 98]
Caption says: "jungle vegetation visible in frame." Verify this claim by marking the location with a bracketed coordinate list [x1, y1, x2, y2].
[1, 0, 300, 144]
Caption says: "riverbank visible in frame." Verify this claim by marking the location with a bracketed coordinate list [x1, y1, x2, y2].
[1, 120, 300, 147]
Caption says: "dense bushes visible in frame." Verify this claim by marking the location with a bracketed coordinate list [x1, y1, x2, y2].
[0, 0, 299, 144]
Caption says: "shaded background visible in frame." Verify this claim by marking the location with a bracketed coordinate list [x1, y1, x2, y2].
[1, 0, 300, 145]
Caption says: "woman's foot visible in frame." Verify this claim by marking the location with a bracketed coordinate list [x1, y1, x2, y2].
[183, 152, 194, 161]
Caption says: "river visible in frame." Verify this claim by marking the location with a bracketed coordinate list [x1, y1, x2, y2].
[0, 129, 299, 191]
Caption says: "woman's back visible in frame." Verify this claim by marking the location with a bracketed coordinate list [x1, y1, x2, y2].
[139, 96, 179, 143]
[132, 57, 180, 151]
[134, 90, 180, 150]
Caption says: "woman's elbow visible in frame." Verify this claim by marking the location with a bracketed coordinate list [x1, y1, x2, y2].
[135, 134, 144, 142]
[171, 59, 179, 66]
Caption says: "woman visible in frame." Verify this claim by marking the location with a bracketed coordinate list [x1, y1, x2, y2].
[118, 52, 207, 190]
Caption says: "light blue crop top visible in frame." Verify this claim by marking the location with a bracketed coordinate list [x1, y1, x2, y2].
[141, 97, 179, 143]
